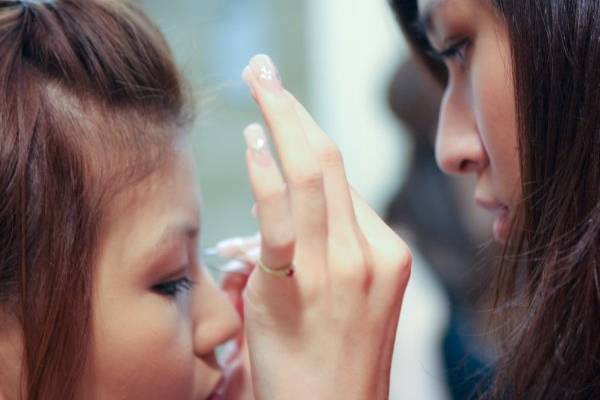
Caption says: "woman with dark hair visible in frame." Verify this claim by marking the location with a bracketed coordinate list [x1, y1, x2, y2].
[388, 0, 600, 398]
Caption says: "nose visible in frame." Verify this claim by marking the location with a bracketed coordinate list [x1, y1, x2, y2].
[434, 84, 487, 176]
[193, 271, 242, 358]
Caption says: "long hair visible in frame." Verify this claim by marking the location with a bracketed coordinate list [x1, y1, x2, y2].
[0, 1, 191, 398]
[391, 0, 600, 398]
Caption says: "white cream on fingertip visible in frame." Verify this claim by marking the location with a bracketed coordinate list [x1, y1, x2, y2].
[243, 123, 273, 167]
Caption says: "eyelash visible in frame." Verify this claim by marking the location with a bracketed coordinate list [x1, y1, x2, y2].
[153, 276, 195, 298]
[430, 38, 470, 66]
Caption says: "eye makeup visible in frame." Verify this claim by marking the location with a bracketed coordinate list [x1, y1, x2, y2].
[152, 276, 195, 297]
[427, 37, 470, 65]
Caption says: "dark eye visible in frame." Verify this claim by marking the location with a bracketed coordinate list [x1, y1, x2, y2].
[153, 276, 194, 297]
[429, 38, 470, 66]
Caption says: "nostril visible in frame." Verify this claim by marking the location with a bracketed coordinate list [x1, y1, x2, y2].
[459, 159, 477, 173]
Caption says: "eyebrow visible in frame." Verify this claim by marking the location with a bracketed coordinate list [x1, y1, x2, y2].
[134, 220, 200, 275]
[142, 220, 200, 262]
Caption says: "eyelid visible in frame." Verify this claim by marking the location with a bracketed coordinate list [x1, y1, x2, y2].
[158, 264, 188, 283]
[428, 38, 470, 63]
[152, 275, 196, 297]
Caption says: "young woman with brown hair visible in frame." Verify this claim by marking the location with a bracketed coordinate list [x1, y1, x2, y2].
[0, 1, 244, 398]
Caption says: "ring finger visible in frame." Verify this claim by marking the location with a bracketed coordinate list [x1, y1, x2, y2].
[243, 123, 295, 272]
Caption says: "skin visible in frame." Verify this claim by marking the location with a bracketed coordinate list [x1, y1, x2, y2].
[84, 140, 242, 400]
[238, 54, 412, 400]
[0, 313, 23, 400]
[0, 140, 245, 400]
[418, 0, 520, 242]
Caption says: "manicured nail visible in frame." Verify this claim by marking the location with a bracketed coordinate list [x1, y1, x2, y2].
[249, 54, 282, 91]
[243, 123, 272, 167]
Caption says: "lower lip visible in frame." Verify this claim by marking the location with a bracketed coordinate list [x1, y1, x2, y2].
[493, 209, 510, 242]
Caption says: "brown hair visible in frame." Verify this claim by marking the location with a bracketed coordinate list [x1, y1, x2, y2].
[391, 0, 600, 398]
[0, 0, 191, 398]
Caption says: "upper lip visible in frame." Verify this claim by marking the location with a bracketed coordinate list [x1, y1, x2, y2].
[475, 197, 509, 214]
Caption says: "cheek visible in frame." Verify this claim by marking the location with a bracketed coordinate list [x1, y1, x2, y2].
[89, 291, 197, 399]
[471, 35, 521, 201]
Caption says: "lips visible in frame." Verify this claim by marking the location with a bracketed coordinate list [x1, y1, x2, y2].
[475, 197, 506, 213]
[475, 196, 511, 242]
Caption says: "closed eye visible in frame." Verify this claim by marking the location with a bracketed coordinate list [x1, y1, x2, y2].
[152, 276, 195, 298]
[428, 38, 470, 66]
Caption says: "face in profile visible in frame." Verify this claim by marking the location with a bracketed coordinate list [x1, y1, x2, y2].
[417, 0, 521, 242]
[83, 139, 242, 400]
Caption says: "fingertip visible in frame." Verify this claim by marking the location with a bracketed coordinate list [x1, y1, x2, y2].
[244, 123, 274, 168]
[243, 123, 267, 152]
[248, 54, 283, 92]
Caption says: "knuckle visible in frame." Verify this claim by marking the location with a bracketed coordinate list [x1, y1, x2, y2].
[384, 241, 413, 285]
[257, 185, 287, 206]
[289, 169, 323, 192]
[318, 144, 343, 169]
[264, 234, 295, 256]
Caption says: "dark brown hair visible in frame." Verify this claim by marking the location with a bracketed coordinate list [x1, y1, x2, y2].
[0, 0, 191, 398]
[391, 0, 600, 398]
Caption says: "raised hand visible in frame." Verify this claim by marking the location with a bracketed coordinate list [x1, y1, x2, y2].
[241, 54, 412, 400]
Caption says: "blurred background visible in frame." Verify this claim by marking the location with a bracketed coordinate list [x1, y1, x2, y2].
[138, 0, 498, 398]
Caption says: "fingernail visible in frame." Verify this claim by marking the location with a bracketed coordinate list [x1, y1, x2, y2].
[243, 123, 272, 167]
[251, 203, 257, 217]
[249, 54, 282, 91]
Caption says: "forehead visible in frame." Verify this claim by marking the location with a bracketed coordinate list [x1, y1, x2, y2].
[98, 143, 201, 259]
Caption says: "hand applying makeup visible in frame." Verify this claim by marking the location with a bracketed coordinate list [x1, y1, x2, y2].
[240, 54, 413, 400]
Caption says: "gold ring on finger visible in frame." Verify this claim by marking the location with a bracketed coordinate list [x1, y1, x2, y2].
[256, 259, 295, 277]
